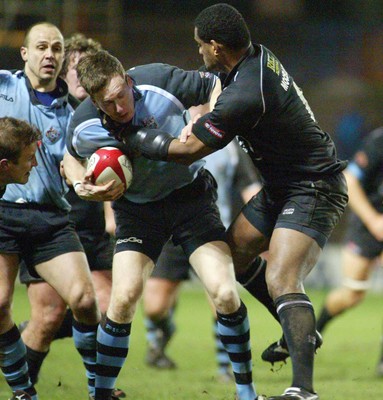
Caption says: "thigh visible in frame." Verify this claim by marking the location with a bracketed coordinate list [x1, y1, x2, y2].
[35, 251, 93, 305]
[226, 210, 269, 274]
[341, 247, 376, 281]
[143, 278, 181, 316]
[190, 240, 241, 314]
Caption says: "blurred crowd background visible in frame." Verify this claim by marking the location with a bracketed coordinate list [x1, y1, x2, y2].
[1, 0, 383, 289]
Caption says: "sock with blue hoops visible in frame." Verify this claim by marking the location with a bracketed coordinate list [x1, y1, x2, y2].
[95, 317, 130, 400]
[217, 301, 257, 400]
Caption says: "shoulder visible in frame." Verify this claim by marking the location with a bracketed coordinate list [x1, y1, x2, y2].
[71, 97, 99, 127]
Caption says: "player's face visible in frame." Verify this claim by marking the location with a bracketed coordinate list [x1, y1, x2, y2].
[64, 52, 88, 101]
[93, 74, 135, 124]
[21, 24, 64, 91]
[194, 28, 221, 72]
[5, 142, 38, 185]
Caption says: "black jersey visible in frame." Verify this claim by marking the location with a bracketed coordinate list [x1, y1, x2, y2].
[193, 44, 347, 186]
[351, 127, 383, 210]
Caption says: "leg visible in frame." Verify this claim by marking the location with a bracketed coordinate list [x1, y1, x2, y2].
[267, 228, 321, 397]
[95, 250, 154, 400]
[190, 241, 257, 400]
[0, 254, 37, 399]
[143, 277, 180, 369]
[21, 281, 67, 384]
[317, 248, 374, 332]
[35, 252, 100, 398]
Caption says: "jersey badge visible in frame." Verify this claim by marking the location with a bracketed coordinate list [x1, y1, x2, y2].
[204, 120, 224, 139]
[142, 115, 159, 129]
[45, 127, 61, 143]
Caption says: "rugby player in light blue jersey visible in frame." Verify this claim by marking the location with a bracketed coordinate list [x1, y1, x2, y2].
[63, 50, 264, 400]
[0, 22, 101, 400]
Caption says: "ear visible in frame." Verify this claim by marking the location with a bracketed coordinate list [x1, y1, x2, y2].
[20, 46, 28, 62]
[125, 74, 133, 87]
[0, 159, 9, 171]
[210, 40, 222, 56]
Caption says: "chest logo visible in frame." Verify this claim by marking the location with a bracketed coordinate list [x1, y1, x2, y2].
[142, 115, 159, 129]
[45, 127, 61, 143]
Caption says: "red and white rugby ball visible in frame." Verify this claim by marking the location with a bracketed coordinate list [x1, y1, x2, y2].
[87, 147, 133, 189]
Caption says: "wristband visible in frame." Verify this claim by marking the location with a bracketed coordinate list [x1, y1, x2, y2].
[73, 181, 82, 193]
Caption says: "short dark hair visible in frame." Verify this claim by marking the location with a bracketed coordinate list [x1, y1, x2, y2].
[76, 50, 125, 97]
[0, 117, 41, 162]
[60, 33, 103, 78]
[194, 3, 251, 50]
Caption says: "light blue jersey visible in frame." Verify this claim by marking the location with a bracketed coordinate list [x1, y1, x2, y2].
[0, 70, 72, 210]
[68, 63, 218, 204]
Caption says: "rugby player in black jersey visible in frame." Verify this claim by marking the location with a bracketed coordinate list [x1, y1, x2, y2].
[122, 4, 348, 400]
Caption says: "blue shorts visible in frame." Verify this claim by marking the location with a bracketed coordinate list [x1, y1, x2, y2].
[0, 201, 84, 278]
[113, 168, 226, 262]
[242, 173, 348, 248]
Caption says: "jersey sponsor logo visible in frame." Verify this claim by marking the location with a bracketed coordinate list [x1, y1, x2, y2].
[0, 93, 14, 102]
[204, 120, 224, 139]
[116, 237, 143, 245]
[280, 65, 290, 91]
[266, 53, 280, 75]
[142, 115, 159, 129]
[282, 207, 294, 215]
[45, 127, 61, 143]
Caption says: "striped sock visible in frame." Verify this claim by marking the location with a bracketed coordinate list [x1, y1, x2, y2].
[213, 318, 231, 375]
[217, 302, 256, 400]
[0, 325, 37, 398]
[95, 317, 130, 400]
[72, 319, 98, 397]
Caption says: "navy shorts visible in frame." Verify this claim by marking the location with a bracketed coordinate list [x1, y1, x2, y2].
[19, 230, 113, 284]
[343, 212, 383, 258]
[113, 168, 226, 262]
[242, 172, 348, 248]
[0, 201, 84, 278]
[151, 240, 191, 281]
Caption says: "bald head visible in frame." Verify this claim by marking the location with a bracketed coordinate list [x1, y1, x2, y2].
[21, 22, 64, 91]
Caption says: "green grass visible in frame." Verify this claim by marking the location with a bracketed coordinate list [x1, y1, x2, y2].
[1, 283, 383, 399]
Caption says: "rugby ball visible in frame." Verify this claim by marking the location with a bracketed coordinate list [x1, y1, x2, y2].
[87, 147, 133, 189]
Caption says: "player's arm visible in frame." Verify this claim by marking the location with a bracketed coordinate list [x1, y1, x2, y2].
[345, 167, 383, 241]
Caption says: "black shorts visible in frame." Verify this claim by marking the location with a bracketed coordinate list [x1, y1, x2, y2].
[113, 168, 226, 261]
[343, 212, 383, 258]
[19, 230, 113, 284]
[242, 172, 348, 248]
[151, 240, 191, 281]
[0, 201, 84, 278]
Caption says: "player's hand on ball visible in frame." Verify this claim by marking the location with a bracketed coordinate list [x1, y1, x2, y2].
[74, 173, 125, 201]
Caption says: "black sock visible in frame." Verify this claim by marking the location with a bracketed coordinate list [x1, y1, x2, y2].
[275, 293, 316, 393]
[53, 308, 74, 340]
[25, 345, 49, 385]
[316, 305, 333, 333]
[236, 256, 279, 321]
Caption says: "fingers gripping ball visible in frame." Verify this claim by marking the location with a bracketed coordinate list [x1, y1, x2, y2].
[87, 147, 133, 189]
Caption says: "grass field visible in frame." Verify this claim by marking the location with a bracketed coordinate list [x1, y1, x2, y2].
[1, 283, 382, 399]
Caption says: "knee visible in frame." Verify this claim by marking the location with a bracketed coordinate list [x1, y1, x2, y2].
[33, 304, 67, 336]
[211, 284, 240, 314]
[0, 296, 12, 321]
[69, 284, 99, 322]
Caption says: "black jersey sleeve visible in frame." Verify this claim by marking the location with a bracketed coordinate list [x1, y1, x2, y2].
[128, 63, 217, 109]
